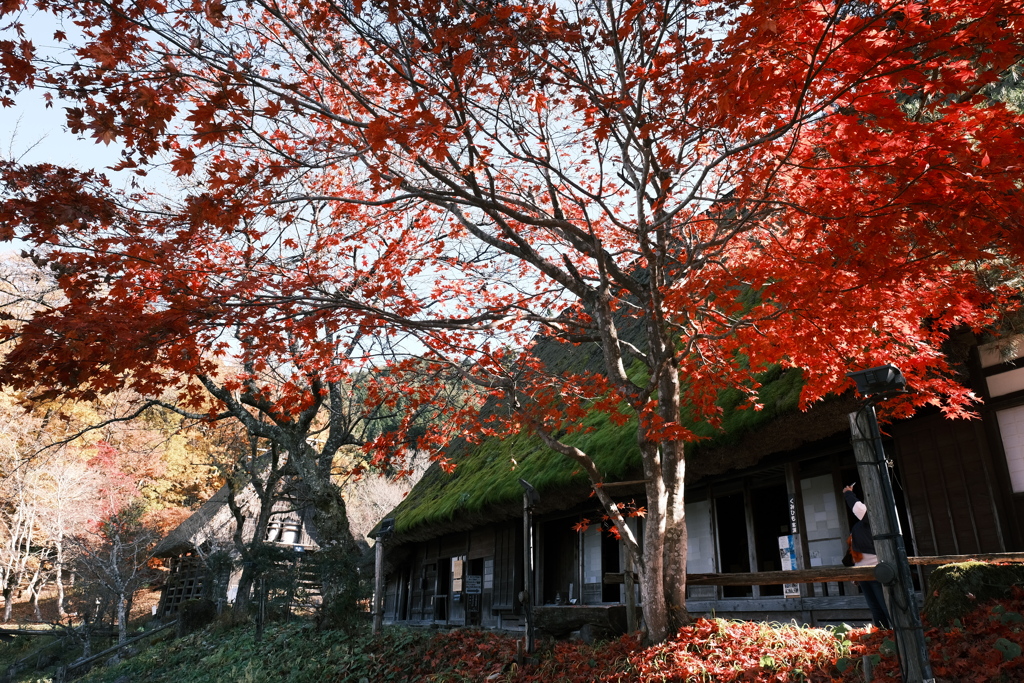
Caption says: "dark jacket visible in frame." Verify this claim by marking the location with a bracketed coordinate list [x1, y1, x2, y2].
[844, 490, 876, 555]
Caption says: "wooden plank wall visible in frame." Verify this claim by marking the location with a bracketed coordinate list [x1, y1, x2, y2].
[492, 523, 521, 612]
[893, 413, 1008, 556]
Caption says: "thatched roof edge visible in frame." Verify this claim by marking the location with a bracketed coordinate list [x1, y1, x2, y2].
[379, 365, 857, 546]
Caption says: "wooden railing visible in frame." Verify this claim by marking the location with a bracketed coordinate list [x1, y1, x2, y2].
[682, 552, 1024, 587]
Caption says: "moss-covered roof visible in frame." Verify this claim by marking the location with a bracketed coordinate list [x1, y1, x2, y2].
[392, 404, 643, 535]
[384, 363, 844, 543]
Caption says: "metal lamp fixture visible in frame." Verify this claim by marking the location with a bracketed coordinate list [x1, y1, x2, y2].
[847, 364, 908, 397]
[376, 517, 396, 540]
[519, 478, 540, 508]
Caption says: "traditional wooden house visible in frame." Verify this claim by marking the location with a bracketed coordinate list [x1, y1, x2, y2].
[374, 332, 1024, 631]
[153, 482, 319, 617]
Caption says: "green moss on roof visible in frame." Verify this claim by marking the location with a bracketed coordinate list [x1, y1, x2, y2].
[391, 365, 805, 535]
[688, 364, 805, 452]
[393, 406, 643, 534]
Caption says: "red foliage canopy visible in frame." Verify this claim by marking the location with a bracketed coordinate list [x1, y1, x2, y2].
[1, 0, 1022, 639]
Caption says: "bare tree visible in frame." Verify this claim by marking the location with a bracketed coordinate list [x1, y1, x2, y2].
[67, 502, 157, 644]
[35, 451, 102, 618]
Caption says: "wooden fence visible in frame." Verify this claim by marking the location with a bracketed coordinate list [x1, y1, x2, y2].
[684, 552, 1024, 587]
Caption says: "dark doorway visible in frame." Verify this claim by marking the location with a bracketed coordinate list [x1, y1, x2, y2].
[601, 523, 621, 602]
[466, 558, 484, 625]
[750, 484, 790, 597]
[399, 565, 410, 621]
[716, 492, 752, 597]
[414, 562, 437, 621]
[434, 558, 450, 621]
[542, 519, 577, 604]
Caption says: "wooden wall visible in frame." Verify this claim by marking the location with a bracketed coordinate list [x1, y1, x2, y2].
[892, 412, 1010, 556]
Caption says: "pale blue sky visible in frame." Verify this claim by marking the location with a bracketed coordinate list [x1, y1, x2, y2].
[0, 9, 123, 170]
[1, 89, 123, 170]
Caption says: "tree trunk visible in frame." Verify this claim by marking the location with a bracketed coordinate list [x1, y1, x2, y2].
[56, 543, 67, 619]
[288, 446, 360, 630]
[639, 477, 670, 643]
[659, 368, 689, 635]
[116, 595, 129, 643]
[233, 564, 257, 618]
[26, 565, 43, 622]
[310, 485, 360, 629]
[31, 587, 42, 622]
[227, 474, 279, 620]
[661, 446, 688, 634]
[635, 438, 689, 642]
[2, 585, 14, 623]
[27, 573, 42, 622]
[627, 313, 690, 642]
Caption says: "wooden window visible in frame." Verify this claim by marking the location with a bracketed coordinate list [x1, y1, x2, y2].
[997, 405, 1024, 493]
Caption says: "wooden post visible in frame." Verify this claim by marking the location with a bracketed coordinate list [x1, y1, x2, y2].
[850, 409, 934, 683]
[743, 484, 761, 599]
[522, 490, 536, 654]
[372, 537, 385, 635]
[784, 462, 812, 598]
[624, 551, 638, 633]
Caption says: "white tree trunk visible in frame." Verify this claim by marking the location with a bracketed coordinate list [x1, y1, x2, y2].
[117, 595, 129, 644]
[56, 541, 67, 619]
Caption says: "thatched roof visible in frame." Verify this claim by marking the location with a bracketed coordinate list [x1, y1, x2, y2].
[153, 479, 323, 558]
[382, 360, 855, 545]
[153, 484, 257, 557]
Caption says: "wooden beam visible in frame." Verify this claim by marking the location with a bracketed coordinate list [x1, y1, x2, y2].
[596, 480, 651, 489]
[687, 566, 876, 586]
[0, 628, 63, 637]
[685, 553, 1024, 587]
[603, 571, 637, 584]
[908, 552, 1024, 566]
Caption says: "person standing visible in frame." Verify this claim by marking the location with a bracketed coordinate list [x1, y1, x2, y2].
[843, 484, 892, 629]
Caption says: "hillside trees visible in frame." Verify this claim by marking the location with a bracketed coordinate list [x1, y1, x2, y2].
[0, 416, 43, 623]
[69, 501, 156, 644]
[0, 255, 226, 620]
[0, 220, 474, 623]
[34, 447, 101, 619]
[2, 0, 1024, 639]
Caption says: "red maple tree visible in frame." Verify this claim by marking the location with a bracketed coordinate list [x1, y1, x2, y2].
[2, 0, 1023, 639]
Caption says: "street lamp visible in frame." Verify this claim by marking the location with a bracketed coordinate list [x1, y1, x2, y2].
[519, 478, 539, 654]
[848, 364, 908, 397]
[846, 365, 934, 683]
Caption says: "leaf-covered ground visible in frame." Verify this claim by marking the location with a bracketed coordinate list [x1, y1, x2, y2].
[8, 588, 1023, 682]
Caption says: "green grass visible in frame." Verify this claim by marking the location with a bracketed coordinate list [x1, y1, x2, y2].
[23, 616, 850, 683]
[11, 583, 1024, 683]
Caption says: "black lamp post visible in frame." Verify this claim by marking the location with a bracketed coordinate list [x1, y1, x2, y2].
[519, 478, 539, 655]
[847, 365, 934, 683]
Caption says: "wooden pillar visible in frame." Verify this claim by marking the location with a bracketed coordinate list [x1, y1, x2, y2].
[372, 538, 385, 634]
[743, 483, 760, 599]
[520, 481, 537, 654]
[784, 462, 812, 598]
[624, 546, 638, 632]
[850, 409, 934, 683]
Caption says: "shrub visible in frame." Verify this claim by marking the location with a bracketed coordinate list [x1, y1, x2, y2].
[840, 585, 1024, 682]
[176, 599, 218, 637]
[923, 562, 1024, 626]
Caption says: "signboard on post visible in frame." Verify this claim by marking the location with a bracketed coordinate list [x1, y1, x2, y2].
[788, 495, 799, 534]
[779, 535, 801, 598]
